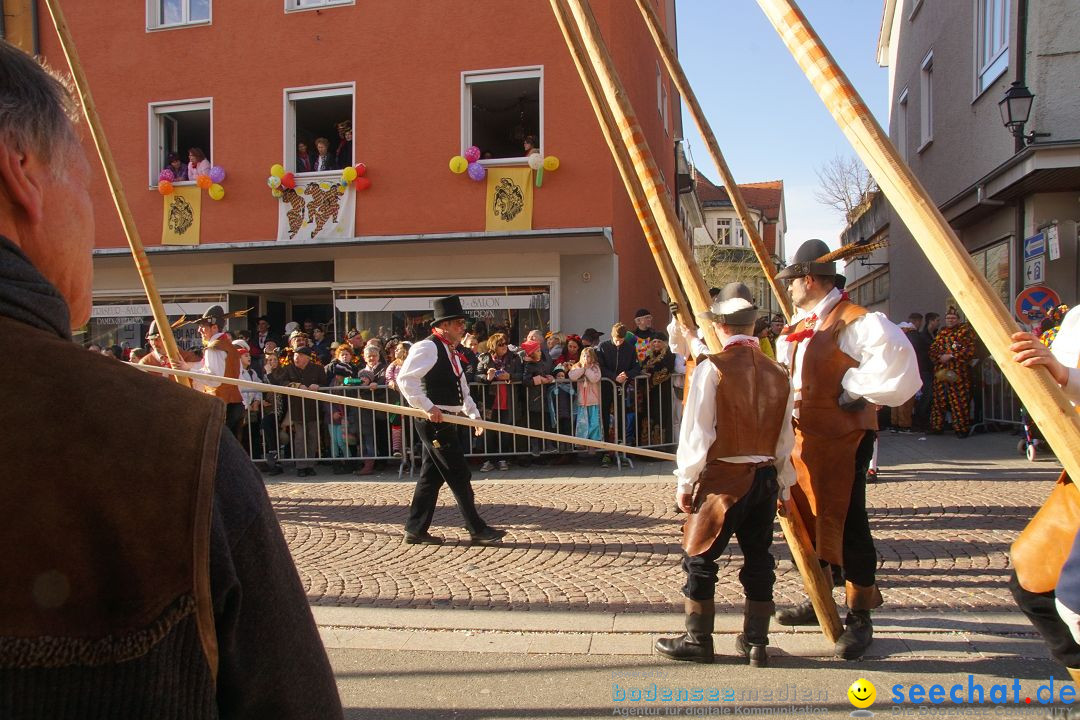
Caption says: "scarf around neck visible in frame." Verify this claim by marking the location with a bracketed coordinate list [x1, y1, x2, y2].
[0, 235, 72, 340]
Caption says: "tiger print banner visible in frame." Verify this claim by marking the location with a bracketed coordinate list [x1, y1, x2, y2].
[484, 166, 534, 232]
[276, 180, 356, 242]
[161, 186, 202, 246]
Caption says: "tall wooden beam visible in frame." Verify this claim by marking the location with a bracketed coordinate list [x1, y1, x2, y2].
[755, 0, 1080, 482]
[634, 0, 793, 320]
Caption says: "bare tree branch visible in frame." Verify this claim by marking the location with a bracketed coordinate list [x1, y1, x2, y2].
[813, 154, 877, 222]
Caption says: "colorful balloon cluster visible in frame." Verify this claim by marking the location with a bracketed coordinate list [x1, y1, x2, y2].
[528, 153, 560, 187]
[448, 146, 486, 182]
[265, 162, 371, 198]
[158, 165, 227, 201]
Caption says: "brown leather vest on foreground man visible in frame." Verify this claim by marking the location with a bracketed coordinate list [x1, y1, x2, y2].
[0, 316, 222, 716]
[682, 344, 791, 557]
[789, 300, 878, 569]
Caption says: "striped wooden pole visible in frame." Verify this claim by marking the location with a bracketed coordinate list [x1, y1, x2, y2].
[633, 0, 793, 321]
[755, 0, 1080, 482]
[549, 0, 693, 330]
[42, 0, 190, 386]
[559, 0, 843, 643]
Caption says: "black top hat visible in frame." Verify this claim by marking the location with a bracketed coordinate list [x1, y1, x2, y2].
[430, 295, 467, 326]
[697, 282, 758, 326]
[195, 305, 226, 327]
[775, 239, 836, 280]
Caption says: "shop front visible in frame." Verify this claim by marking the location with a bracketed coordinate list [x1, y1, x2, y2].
[83, 295, 227, 350]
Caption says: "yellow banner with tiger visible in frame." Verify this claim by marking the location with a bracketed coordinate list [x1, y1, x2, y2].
[162, 186, 202, 245]
[485, 166, 534, 232]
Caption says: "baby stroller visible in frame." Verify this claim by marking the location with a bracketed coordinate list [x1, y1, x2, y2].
[1018, 406, 1043, 462]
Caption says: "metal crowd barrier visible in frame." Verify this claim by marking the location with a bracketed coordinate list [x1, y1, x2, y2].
[970, 357, 1023, 433]
[238, 372, 683, 476]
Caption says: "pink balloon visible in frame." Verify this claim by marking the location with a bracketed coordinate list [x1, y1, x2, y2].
[464, 146, 481, 163]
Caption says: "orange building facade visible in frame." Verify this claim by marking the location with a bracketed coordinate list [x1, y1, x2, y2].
[37, 0, 681, 347]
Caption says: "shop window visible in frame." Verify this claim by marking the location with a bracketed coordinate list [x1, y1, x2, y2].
[286, 0, 351, 11]
[286, 85, 354, 174]
[971, 239, 1011, 307]
[149, 100, 211, 186]
[463, 68, 542, 161]
[147, 0, 210, 29]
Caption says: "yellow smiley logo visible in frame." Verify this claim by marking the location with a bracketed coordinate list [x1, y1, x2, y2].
[848, 678, 876, 709]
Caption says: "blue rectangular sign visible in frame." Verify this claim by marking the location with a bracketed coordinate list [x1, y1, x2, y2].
[1024, 233, 1045, 260]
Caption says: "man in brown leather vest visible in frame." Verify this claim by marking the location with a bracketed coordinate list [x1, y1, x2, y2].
[175, 305, 246, 438]
[0, 41, 341, 718]
[773, 239, 920, 660]
[655, 283, 795, 667]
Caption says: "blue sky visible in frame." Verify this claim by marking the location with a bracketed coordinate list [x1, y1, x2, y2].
[675, 0, 889, 259]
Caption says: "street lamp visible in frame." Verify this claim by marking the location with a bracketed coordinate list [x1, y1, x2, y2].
[999, 81, 1050, 149]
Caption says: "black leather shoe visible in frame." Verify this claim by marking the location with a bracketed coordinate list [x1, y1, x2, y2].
[834, 610, 873, 659]
[734, 599, 773, 667]
[404, 532, 444, 545]
[734, 634, 769, 667]
[469, 527, 507, 545]
[655, 599, 715, 663]
[775, 599, 820, 626]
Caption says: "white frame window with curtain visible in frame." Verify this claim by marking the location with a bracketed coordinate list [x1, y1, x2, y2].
[147, 0, 210, 30]
[975, 0, 1010, 96]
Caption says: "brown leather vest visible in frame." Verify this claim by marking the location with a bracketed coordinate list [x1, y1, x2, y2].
[793, 300, 878, 437]
[705, 343, 791, 460]
[206, 335, 243, 405]
[0, 316, 221, 716]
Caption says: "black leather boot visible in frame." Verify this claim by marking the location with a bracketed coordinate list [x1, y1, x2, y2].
[834, 609, 873, 659]
[734, 599, 774, 667]
[774, 599, 820, 626]
[655, 599, 714, 663]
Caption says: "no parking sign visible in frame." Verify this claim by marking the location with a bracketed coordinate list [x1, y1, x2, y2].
[1014, 285, 1060, 323]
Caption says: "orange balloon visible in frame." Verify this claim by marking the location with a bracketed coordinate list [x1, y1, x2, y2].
[196, 174, 212, 189]
[157, 180, 173, 195]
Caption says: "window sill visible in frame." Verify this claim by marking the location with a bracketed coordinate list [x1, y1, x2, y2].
[146, 20, 211, 32]
[478, 158, 531, 167]
[150, 180, 196, 189]
[293, 170, 350, 179]
[909, 0, 923, 20]
[285, 1, 354, 13]
[917, 138, 933, 154]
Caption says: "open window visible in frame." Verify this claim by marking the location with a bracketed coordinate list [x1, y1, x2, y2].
[149, 99, 211, 186]
[147, 0, 210, 30]
[286, 84, 354, 175]
[463, 68, 542, 162]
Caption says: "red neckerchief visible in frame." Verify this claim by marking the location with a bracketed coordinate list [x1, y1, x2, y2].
[433, 332, 466, 377]
[781, 314, 817, 344]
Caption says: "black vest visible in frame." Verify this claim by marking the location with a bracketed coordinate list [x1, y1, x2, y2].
[421, 335, 465, 406]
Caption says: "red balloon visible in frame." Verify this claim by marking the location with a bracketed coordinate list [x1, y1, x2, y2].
[354, 162, 367, 178]
[354, 177, 372, 191]
[281, 172, 296, 190]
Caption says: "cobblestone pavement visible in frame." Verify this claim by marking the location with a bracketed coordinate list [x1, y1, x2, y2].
[269, 431, 1063, 613]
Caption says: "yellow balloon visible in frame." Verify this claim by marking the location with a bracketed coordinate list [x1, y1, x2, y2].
[319, 181, 332, 191]
[271, 188, 283, 198]
[449, 155, 468, 174]
[342, 166, 358, 182]
[543, 156, 560, 172]
[270, 164, 286, 178]
[208, 183, 225, 200]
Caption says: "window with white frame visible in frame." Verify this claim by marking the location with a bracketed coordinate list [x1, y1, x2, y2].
[149, 100, 211, 186]
[463, 68, 542, 161]
[285, 85, 353, 174]
[976, 0, 1009, 95]
[715, 218, 731, 245]
[147, 0, 210, 30]
[286, 0, 352, 11]
[733, 219, 746, 247]
[897, 89, 909, 161]
[656, 62, 669, 132]
[919, 51, 933, 149]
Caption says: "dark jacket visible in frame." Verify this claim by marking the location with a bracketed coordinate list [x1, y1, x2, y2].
[522, 355, 555, 414]
[596, 338, 641, 383]
[271, 361, 325, 422]
[476, 351, 524, 414]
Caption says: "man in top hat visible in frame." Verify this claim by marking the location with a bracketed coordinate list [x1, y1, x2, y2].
[138, 319, 198, 368]
[395, 295, 506, 546]
[174, 305, 247, 438]
[772, 239, 919, 659]
[657, 283, 794, 667]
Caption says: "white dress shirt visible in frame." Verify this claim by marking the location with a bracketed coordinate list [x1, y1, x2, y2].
[674, 335, 796, 500]
[667, 316, 709, 360]
[190, 331, 227, 392]
[1050, 307, 1080, 405]
[396, 336, 481, 420]
[774, 288, 920, 417]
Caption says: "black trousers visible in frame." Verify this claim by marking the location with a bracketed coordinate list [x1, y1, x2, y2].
[839, 430, 879, 589]
[405, 419, 487, 536]
[225, 402, 246, 440]
[1010, 571, 1080, 669]
[683, 466, 779, 602]
[600, 382, 624, 446]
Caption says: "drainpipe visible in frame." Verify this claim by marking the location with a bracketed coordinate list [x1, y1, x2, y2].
[1014, 0, 1028, 298]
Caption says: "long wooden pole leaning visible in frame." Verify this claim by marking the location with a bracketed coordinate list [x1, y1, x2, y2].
[755, 0, 1080, 480]
[548, 0, 693, 333]
[559, 0, 843, 643]
[42, 0, 190, 387]
[633, 0, 793, 321]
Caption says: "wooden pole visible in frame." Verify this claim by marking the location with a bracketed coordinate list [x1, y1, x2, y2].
[42, 0, 190, 386]
[558, 0, 843, 642]
[136, 364, 678, 461]
[549, 0, 693, 330]
[755, 0, 1080, 481]
[633, 0, 793, 321]
[560, 0, 720, 352]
